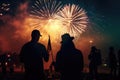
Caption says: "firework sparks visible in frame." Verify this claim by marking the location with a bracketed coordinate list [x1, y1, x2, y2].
[30, 0, 88, 36]
[0, 3, 10, 16]
[55, 4, 89, 36]
[28, 0, 64, 41]
[30, 0, 62, 19]
[27, 0, 88, 45]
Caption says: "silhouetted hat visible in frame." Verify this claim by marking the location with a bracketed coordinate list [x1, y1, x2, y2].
[61, 33, 74, 43]
[31, 29, 42, 37]
[109, 46, 114, 50]
[91, 46, 97, 51]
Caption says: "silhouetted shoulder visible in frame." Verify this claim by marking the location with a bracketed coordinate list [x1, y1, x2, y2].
[19, 42, 47, 62]
[37, 43, 46, 48]
[74, 49, 83, 56]
[20, 42, 31, 55]
[21, 42, 46, 50]
[75, 49, 82, 53]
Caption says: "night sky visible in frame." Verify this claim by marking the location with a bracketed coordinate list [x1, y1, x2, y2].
[0, 0, 120, 63]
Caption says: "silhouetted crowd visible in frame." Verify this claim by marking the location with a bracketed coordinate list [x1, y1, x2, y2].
[0, 30, 120, 80]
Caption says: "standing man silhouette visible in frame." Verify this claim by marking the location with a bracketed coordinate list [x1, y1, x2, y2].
[118, 49, 120, 76]
[88, 46, 101, 80]
[19, 29, 49, 80]
[108, 46, 117, 76]
[53, 33, 84, 80]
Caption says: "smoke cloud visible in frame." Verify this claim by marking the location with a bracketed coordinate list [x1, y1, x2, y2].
[0, 2, 29, 53]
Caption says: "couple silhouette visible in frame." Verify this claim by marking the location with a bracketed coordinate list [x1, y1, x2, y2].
[19, 29, 84, 80]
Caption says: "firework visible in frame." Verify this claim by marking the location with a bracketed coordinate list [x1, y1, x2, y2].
[29, 1, 88, 36]
[30, 0, 62, 19]
[0, 3, 10, 16]
[55, 4, 89, 36]
[27, 0, 89, 45]
[29, 0, 63, 31]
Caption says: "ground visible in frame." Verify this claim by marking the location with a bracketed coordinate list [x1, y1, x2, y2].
[0, 72, 120, 80]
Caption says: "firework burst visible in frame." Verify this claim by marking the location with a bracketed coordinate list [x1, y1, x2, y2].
[30, 0, 62, 19]
[29, 0, 63, 32]
[55, 4, 89, 36]
[0, 3, 10, 16]
[27, 0, 89, 44]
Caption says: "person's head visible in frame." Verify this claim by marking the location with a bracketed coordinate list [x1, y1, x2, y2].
[91, 46, 97, 52]
[31, 29, 42, 42]
[61, 33, 74, 44]
[60, 33, 75, 49]
[109, 46, 114, 52]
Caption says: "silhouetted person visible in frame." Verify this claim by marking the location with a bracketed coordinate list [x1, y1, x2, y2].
[96, 49, 102, 66]
[53, 33, 84, 80]
[108, 46, 117, 76]
[1, 54, 7, 75]
[88, 46, 101, 80]
[117, 49, 120, 76]
[0, 54, 7, 79]
[19, 30, 49, 80]
[8, 54, 14, 74]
